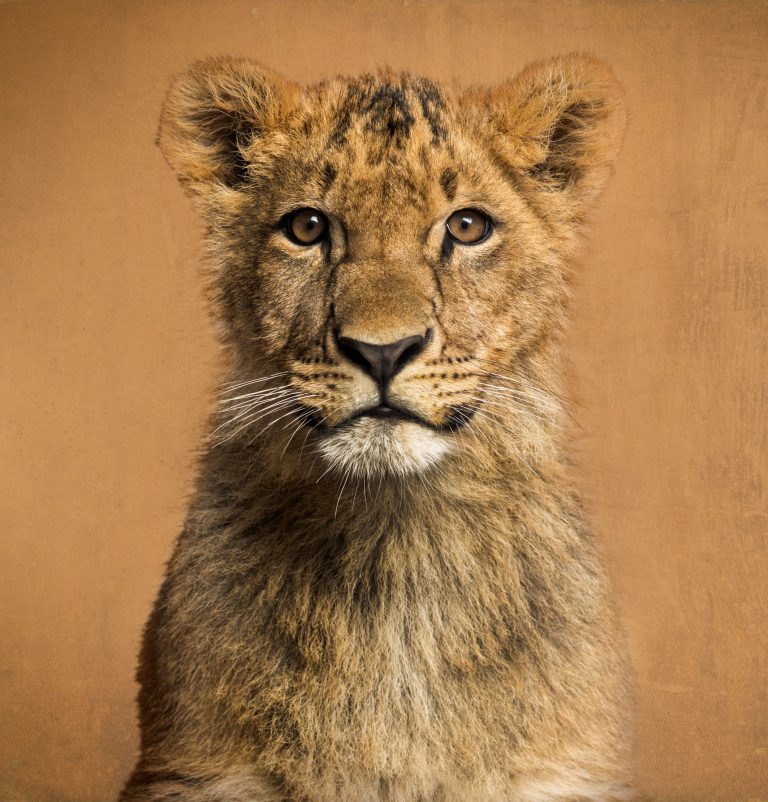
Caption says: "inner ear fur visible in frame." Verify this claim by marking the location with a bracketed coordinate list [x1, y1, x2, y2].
[157, 57, 294, 194]
[486, 53, 626, 213]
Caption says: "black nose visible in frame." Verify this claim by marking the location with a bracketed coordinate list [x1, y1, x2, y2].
[336, 331, 428, 387]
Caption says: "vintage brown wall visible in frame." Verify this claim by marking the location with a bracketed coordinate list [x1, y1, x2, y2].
[1, 1, 766, 800]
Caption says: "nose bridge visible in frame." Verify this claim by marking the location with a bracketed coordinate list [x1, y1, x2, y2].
[333, 257, 434, 344]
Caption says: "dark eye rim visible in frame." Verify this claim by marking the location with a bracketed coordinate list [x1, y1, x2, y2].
[281, 207, 330, 246]
[445, 208, 493, 246]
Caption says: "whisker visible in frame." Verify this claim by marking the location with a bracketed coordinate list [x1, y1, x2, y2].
[468, 394, 563, 431]
[218, 396, 296, 423]
[314, 461, 335, 484]
[334, 464, 352, 519]
[213, 394, 299, 437]
[471, 356, 564, 391]
[298, 423, 316, 466]
[218, 385, 295, 408]
[476, 378, 560, 410]
[279, 408, 316, 461]
[217, 391, 297, 423]
[479, 375, 576, 428]
[349, 470, 360, 514]
[472, 390, 563, 429]
[218, 371, 290, 393]
[470, 356, 576, 413]
[479, 381, 560, 411]
[246, 403, 310, 446]
[214, 395, 306, 445]
[476, 385, 556, 415]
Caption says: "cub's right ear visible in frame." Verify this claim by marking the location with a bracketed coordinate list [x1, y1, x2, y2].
[157, 57, 295, 195]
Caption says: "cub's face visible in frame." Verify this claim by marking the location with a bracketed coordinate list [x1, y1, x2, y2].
[159, 58, 624, 477]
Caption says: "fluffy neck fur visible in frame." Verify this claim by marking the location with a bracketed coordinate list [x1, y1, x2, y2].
[193, 347, 596, 639]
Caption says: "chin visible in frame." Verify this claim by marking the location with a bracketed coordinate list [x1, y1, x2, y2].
[316, 417, 452, 479]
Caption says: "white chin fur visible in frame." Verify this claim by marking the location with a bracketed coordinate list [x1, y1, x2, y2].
[317, 418, 451, 479]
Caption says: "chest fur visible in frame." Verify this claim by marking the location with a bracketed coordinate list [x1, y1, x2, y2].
[163, 504, 596, 796]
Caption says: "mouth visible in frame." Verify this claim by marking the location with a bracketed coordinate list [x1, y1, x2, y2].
[354, 404, 420, 423]
[296, 403, 477, 432]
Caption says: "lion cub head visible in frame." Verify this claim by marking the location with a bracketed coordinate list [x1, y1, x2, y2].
[158, 56, 624, 479]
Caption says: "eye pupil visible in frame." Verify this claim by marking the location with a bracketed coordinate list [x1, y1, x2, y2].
[446, 208, 490, 245]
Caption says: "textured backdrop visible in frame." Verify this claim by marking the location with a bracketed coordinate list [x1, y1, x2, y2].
[1, 1, 767, 800]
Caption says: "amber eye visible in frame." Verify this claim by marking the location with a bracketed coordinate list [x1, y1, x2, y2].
[285, 208, 329, 246]
[445, 208, 491, 245]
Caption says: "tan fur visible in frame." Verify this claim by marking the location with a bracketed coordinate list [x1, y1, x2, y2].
[121, 55, 632, 801]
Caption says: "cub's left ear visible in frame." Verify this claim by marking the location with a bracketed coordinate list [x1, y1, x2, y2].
[487, 54, 626, 216]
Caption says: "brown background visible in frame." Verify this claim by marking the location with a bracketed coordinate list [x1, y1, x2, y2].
[1, 1, 767, 800]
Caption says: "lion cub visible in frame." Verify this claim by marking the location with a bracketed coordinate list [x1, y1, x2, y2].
[121, 54, 632, 802]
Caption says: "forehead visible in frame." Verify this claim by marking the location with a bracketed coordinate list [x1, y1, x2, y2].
[321, 73, 450, 153]
[277, 74, 467, 214]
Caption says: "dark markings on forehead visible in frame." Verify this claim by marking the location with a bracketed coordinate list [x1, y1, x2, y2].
[320, 161, 337, 195]
[413, 78, 448, 144]
[363, 84, 415, 146]
[329, 101, 353, 148]
[440, 168, 458, 201]
[328, 74, 448, 151]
